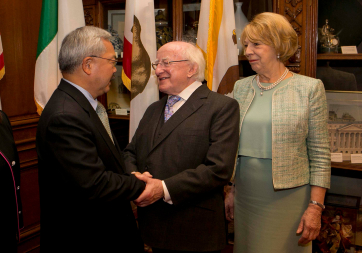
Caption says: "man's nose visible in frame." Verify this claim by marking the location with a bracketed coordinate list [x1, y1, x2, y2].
[155, 64, 164, 75]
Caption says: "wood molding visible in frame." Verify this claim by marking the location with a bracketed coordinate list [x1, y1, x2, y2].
[282, 0, 304, 74]
[97, 1, 104, 28]
[99, 0, 125, 3]
[317, 53, 362, 60]
[20, 224, 40, 241]
[10, 114, 39, 127]
[172, 0, 183, 41]
[305, 0, 318, 77]
[10, 116, 39, 169]
[83, 0, 96, 5]
[18, 224, 40, 253]
[84, 5, 96, 26]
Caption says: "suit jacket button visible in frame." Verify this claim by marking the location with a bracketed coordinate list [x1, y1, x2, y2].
[18, 211, 22, 214]
[17, 186, 20, 190]
[12, 161, 16, 166]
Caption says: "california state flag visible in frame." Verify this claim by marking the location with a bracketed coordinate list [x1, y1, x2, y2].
[0, 34, 4, 81]
[122, 0, 158, 141]
[196, 0, 239, 94]
[34, 0, 85, 115]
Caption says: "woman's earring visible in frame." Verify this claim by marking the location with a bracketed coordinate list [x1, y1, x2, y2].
[277, 54, 280, 59]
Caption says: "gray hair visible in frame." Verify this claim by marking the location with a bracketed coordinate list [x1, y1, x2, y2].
[59, 26, 112, 74]
[179, 42, 205, 82]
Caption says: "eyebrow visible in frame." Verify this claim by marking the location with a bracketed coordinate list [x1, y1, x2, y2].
[154, 57, 170, 63]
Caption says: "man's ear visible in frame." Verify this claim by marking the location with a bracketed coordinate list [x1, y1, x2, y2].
[82, 57, 93, 75]
[187, 63, 198, 78]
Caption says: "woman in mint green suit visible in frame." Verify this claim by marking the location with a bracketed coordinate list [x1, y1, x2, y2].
[225, 12, 331, 253]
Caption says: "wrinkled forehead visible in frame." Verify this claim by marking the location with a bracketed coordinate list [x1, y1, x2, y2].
[156, 43, 183, 60]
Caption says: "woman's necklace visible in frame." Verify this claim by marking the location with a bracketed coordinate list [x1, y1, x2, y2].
[256, 68, 289, 96]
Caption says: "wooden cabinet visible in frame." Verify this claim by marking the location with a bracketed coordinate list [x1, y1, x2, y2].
[316, 0, 362, 176]
[271, 1, 362, 177]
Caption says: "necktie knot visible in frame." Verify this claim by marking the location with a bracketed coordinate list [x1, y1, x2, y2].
[164, 95, 181, 122]
[167, 95, 181, 107]
[96, 101, 114, 143]
[96, 101, 107, 114]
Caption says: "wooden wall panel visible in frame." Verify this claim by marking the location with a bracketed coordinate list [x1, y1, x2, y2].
[0, 0, 43, 252]
[0, 0, 42, 118]
[274, 0, 305, 75]
[84, 5, 97, 26]
[19, 166, 40, 229]
[172, 0, 183, 41]
[274, 0, 317, 77]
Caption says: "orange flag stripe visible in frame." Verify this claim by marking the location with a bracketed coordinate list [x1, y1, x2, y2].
[205, 0, 223, 90]
[0, 52, 4, 80]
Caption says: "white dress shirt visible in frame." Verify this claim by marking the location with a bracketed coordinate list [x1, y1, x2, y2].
[162, 81, 203, 204]
[63, 78, 98, 111]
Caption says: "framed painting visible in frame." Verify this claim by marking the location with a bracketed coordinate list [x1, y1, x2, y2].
[326, 91, 362, 161]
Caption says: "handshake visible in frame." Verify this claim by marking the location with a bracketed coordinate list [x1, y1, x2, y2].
[131, 171, 164, 207]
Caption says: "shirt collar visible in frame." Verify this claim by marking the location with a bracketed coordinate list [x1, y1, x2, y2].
[169, 81, 202, 101]
[62, 78, 98, 111]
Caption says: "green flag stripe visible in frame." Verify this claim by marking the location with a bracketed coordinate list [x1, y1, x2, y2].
[36, 0, 58, 59]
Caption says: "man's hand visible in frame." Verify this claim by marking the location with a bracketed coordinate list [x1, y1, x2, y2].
[133, 172, 164, 207]
[224, 185, 235, 222]
[296, 204, 322, 244]
[132, 171, 153, 178]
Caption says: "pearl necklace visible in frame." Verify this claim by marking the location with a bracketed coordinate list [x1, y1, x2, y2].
[256, 68, 289, 96]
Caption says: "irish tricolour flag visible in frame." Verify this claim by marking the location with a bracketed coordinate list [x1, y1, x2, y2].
[34, 0, 85, 115]
[196, 0, 239, 95]
[122, 0, 158, 141]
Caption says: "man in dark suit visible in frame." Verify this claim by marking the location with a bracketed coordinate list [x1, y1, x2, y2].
[36, 26, 145, 253]
[124, 41, 240, 253]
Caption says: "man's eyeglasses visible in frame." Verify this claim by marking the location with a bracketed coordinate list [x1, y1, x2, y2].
[151, 59, 189, 70]
[90, 55, 118, 67]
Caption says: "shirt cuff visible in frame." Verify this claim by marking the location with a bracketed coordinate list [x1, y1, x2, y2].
[162, 180, 173, 205]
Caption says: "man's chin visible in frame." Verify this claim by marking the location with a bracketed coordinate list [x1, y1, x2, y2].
[102, 85, 111, 95]
[158, 83, 167, 93]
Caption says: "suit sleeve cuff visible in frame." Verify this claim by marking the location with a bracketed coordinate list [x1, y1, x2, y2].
[162, 180, 173, 205]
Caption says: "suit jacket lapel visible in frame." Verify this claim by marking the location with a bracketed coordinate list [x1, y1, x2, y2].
[146, 96, 167, 152]
[58, 80, 124, 168]
[151, 84, 209, 151]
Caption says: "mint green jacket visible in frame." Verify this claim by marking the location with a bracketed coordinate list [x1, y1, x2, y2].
[233, 73, 331, 189]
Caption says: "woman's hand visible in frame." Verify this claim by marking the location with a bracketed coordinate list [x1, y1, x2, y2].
[225, 185, 235, 222]
[296, 204, 323, 244]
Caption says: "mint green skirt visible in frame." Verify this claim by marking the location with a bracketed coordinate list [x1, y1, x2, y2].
[233, 156, 311, 253]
